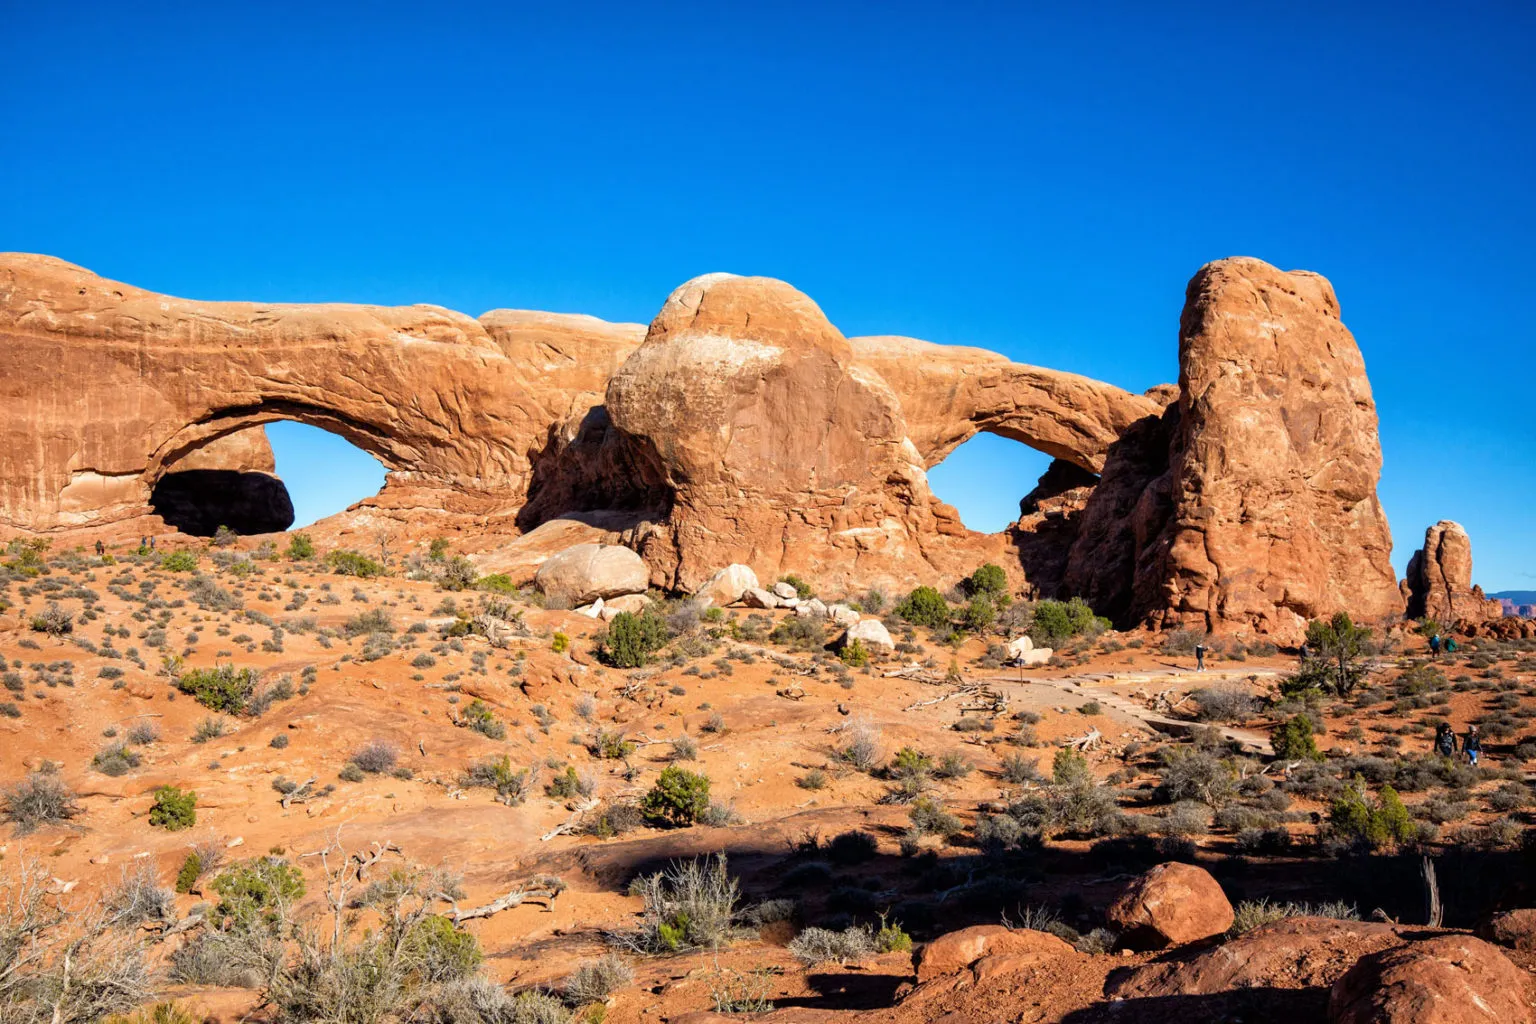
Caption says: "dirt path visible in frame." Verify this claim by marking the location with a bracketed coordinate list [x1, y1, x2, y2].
[982, 670, 1277, 756]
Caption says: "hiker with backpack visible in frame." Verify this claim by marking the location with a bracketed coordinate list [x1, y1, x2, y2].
[1434, 723, 1457, 758]
[1429, 633, 1441, 658]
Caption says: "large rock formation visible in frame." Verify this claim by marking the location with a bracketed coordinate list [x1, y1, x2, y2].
[1129, 258, 1401, 635]
[1403, 521, 1503, 627]
[0, 252, 1407, 637]
[1056, 258, 1401, 638]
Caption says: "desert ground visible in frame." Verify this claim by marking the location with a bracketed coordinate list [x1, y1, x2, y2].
[5, 532, 1536, 1023]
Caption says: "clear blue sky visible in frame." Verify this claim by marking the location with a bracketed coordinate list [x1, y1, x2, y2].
[4, 2, 1532, 590]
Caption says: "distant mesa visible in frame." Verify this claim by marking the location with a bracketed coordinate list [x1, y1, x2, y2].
[0, 250, 1476, 640]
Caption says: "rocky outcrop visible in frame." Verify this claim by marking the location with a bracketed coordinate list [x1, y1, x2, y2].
[1329, 934, 1531, 1024]
[1105, 862, 1234, 948]
[0, 252, 1408, 638]
[1109, 917, 1405, 999]
[1403, 521, 1504, 627]
[1126, 258, 1402, 637]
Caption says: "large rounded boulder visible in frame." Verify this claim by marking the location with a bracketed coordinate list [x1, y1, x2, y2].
[1106, 861, 1234, 948]
[533, 543, 648, 606]
[605, 273, 931, 591]
[1329, 934, 1531, 1024]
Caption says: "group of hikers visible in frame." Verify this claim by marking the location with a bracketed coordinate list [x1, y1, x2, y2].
[1435, 722, 1483, 766]
[90, 537, 155, 557]
[1427, 632, 1458, 657]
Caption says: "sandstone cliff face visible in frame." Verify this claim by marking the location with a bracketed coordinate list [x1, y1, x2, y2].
[0, 252, 1408, 636]
[1403, 520, 1503, 626]
[1130, 258, 1401, 636]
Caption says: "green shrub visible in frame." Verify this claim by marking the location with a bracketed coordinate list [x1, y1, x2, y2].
[461, 756, 534, 806]
[1272, 714, 1323, 760]
[961, 595, 995, 632]
[285, 533, 314, 560]
[1052, 747, 1092, 786]
[177, 664, 259, 713]
[149, 785, 197, 831]
[1328, 778, 1416, 850]
[160, 551, 198, 573]
[875, 915, 913, 953]
[967, 563, 1008, 598]
[326, 549, 383, 577]
[403, 914, 483, 982]
[839, 638, 869, 667]
[641, 765, 712, 826]
[598, 610, 671, 668]
[474, 573, 518, 594]
[210, 857, 306, 929]
[175, 852, 206, 894]
[552, 631, 570, 653]
[895, 586, 950, 629]
[1029, 597, 1107, 645]
[458, 699, 506, 740]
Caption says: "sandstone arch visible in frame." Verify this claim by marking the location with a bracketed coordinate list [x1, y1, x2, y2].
[0, 253, 641, 533]
[848, 335, 1167, 473]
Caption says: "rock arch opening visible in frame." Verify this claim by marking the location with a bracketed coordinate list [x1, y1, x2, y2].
[926, 431, 1061, 534]
[148, 421, 385, 537]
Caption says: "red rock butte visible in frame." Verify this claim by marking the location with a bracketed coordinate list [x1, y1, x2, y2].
[0, 252, 1413, 638]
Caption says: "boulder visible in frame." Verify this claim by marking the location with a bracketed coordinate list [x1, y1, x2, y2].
[915, 925, 1073, 982]
[843, 618, 895, 653]
[742, 587, 779, 609]
[1109, 917, 1405, 1000]
[826, 603, 860, 626]
[696, 564, 759, 607]
[575, 596, 604, 618]
[534, 544, 649, 606]
[1106, 862, 1233, 948]
[1329, 934, 1531, 1024]
[1015, 647, 1053, 666]
[794, 598, 829, 619]
[1006, 635, 1035, 658]
[1403, 521, 1504, 627]
[772, 581, 800, 601]
[1479, 908, 1536, 952]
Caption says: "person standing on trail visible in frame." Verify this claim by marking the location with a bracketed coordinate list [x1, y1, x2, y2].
[1429, 633, 1441, 658]
[94, 540, 104, 557]
[1463, 724, 1482, 767]
[1194, 642, 1207, 672]
[1434, 723, 1457, 758]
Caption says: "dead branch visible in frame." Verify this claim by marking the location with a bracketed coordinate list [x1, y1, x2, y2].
[450, 885, 561, 922]
[540, 798, 600, 841]
[1063, 727, 1103, 751]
